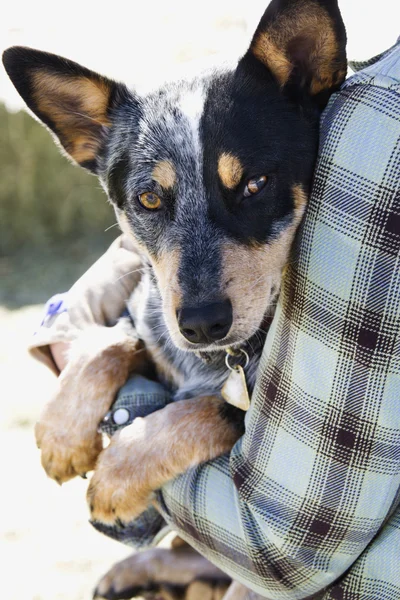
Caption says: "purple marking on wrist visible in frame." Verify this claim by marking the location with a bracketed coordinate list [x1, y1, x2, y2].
[37, 292, 68, 330]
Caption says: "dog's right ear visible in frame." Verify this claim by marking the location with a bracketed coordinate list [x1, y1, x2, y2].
[242, 0, 347, 106]
[2, 47, 130, 173]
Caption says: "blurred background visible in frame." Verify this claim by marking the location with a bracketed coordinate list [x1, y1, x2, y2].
[0, 1, 399, 599]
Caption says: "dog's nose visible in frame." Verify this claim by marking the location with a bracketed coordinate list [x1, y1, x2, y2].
[177, 300, 232, 344]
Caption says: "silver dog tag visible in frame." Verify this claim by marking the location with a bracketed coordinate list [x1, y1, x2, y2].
[221, 365, 250, 411]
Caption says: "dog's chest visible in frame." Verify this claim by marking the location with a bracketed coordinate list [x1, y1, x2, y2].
[144, 333, 230, 402]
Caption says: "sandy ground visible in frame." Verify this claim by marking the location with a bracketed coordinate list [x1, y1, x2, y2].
[0, 306, 130, 600]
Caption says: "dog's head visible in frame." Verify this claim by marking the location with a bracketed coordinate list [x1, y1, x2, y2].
[3, 0, 346, 352]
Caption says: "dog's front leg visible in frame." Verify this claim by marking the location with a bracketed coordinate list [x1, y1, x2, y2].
[35, 321, 149, 483]
[88, 396, 241, 524]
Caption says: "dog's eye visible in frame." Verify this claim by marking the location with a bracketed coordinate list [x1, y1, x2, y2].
[138, 192, 162, 210]
[243, 176, 268, 198]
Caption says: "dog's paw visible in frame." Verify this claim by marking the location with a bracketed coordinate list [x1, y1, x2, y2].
[93, 551, 156, 599]
[92, 545, 232, 600]
[34, 323, 147, 485]
[87, 419, 152, 525]
[35, 421, 103, 484]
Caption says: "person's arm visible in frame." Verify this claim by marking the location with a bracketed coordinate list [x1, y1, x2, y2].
[28, 233, 141, 374]
[50, 341, 69, 372]
[30, 233, 147, 482]
[156, 46, 400, 598]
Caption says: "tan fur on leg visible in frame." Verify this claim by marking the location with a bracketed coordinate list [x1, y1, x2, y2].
[93, 544, 231, 600]
[170, 535, 190, 549]
[35, 320, 150, 483]
[88, 396, 240, 523]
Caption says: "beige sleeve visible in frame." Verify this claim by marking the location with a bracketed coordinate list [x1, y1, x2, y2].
[28, 234, 142, 375]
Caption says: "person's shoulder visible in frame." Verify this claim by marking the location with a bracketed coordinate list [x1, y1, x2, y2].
[346, 37, 400, 91]
[318, 38, 400, 158]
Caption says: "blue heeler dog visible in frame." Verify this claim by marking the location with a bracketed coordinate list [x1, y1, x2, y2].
[3, 1, 346, 598]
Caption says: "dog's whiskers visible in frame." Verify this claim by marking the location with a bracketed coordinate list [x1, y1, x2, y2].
[114, 268, 146, 283]
[247, 274, 271, 292]
[104, 222, 119, 232]
[155, 330, 172, 346]
[256, 327, 270, 336]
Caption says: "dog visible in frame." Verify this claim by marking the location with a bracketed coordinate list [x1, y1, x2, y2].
[3, 0, 346, 597]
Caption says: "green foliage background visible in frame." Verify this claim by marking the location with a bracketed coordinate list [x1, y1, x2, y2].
[0, 103, 117, 307]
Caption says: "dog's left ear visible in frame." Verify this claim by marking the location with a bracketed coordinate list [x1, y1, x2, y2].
[2, 46, 129, 173]
[243, 0, 347, 105]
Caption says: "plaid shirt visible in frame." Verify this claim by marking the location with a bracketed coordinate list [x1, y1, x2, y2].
[156, 42, 400, 599]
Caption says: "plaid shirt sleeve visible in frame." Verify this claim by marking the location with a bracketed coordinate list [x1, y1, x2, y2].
[158, 42, 400, 599]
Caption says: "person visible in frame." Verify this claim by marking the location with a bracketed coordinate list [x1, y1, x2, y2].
[29, 41, 400, 599]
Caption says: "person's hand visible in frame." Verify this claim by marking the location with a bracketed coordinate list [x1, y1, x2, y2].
[50, 341, 70, 372]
